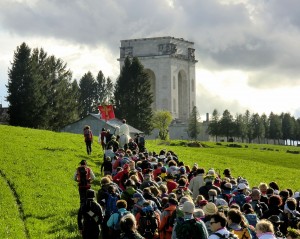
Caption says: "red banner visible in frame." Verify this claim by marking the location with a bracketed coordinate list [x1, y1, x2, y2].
[98, 105, 115, 121]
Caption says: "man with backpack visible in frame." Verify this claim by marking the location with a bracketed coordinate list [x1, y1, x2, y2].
[77, 189, 103, 239]
[107, 200, 131, 239]
[83, 125, 93, 155]
[230, 183, 250, 208]
[172, 201, 209, 239]
[136, 201, 160, 239]
[74, 160, 95, 203]
[159, 197, 178, 239]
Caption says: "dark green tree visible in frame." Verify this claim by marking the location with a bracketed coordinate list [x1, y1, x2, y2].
[250, 113, 265, 143]
[7, 43, 34, 127]
[219, 109, 234, 141]
[187, 106, 201, 140]
[106, 77, 114, 104]
[261, 113, 269, 143]
[95, 70, 107, 104]
[269, 112, 282, 144]
[7, 43, 79, 130]
[233, 113, 247, 142]
[79, 71, 97, 117]
[281, 113, 295, 145]
[45, 56, 79, 130]
[114, 57, 153, 134]
[207, 109, 220, 141]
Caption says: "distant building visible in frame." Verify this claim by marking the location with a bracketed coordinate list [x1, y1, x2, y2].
[119, 36, 197, 121]
[60, 113, 143, 138]
[0, 104, 9, 124]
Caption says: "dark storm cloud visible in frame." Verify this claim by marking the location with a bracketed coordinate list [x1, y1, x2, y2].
[1, 0, 300, 90]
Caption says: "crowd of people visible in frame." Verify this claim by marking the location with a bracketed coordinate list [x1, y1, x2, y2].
[75, 122, 300, 239]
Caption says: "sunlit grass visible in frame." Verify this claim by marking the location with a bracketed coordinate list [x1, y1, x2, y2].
[0, 125, 300, 238]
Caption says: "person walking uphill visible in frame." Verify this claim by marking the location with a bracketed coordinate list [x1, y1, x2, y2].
[83, 125, 93, 155]
[74, 160, 95, 203]
[77, 189, 103, 239]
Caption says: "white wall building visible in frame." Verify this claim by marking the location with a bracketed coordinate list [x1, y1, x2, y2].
[118, 36, 197, 121]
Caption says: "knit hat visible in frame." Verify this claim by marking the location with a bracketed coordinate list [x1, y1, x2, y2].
[183, 201, 195, 214]
[203, 202, 218, 215]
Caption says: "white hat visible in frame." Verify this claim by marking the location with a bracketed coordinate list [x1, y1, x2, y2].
[182, 201, 195, 214]
[237, 183, 248, 190]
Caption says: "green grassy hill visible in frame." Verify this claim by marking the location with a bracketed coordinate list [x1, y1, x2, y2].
[0, 125, 300, 238]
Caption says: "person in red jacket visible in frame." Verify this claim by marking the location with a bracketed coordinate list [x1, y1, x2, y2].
[166, 174, 178, 194]
[113, 163, 130, 191]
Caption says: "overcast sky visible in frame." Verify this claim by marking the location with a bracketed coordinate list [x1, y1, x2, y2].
[1, 0, 300, 119]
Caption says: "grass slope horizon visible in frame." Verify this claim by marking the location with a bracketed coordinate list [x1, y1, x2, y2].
[0, 125, 299, 238]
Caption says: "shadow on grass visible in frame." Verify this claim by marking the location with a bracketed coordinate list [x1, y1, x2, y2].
[47, 209, 81, 239]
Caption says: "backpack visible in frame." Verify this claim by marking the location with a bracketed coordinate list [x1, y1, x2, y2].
[84, 129, 92, 141]
[138, 210, 159, 238]
[232, 227, 252, 239]
[164, 209, 177, 231]
[232, 193, 247, 208]
[175, 218, 207, 239]
[77, 167, 90, 187]
[114, 211, 130, 231]
[106, 193, 119, 216]
[214, 232, 239, 239]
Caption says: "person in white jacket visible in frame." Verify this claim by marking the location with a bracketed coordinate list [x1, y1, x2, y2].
[188, 168, 205, 200]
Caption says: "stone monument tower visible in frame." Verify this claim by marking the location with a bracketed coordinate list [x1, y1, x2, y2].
[119, 36, 197, 121]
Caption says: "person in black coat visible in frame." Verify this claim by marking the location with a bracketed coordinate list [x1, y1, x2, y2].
[77, 189, 103, 239]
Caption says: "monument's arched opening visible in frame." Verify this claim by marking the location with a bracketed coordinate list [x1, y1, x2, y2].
[145, 69, 156, 110]
[178, 70, 188, 120]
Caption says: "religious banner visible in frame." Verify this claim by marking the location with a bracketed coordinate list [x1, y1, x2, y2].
[98, 104, 115, 121]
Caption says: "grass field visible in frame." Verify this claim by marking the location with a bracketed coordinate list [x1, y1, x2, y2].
[0, 125, 300, 238]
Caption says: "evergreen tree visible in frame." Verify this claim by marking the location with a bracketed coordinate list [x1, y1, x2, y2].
[152, 110, 172, 140]
[95, 70, 107, 104]
[44, 56, 79, 130]
[269, 112, 282, 144]
[233, 113, 247, 142]
[261, 113, 269, 143]
[187, 106, 201, 140]
[219, 109, 234, 141]
[7, 43, 34, 126]
[282, 113, 295, 145]
[208, 109, 220, 141]
[7, 43, 79, 130]
[106, 77, 114, 104]
[79, 71, 97, 117]
[114, 57, 153, 134]
[250, 113, 265, 143]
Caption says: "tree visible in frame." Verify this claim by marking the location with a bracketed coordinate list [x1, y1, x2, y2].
[7, 43, 80, 130]
[261, 113, 269, 143]
[233, 113, 247, 142]
[187, 106, 201, 140]
[250, 113, 265, 143]
[269, 112, 282, 144]
[219, 109, 234, 141]
[105, 77, 114, 104]
[208, 109, 220, 141]
[7, 43, 35, 127]
[79, 71, 97, 117]
[95, 70, 107, 104]
[152, 111, 172, 140]
[114, 57, 154, 134]
[281, 113, 295, 145]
